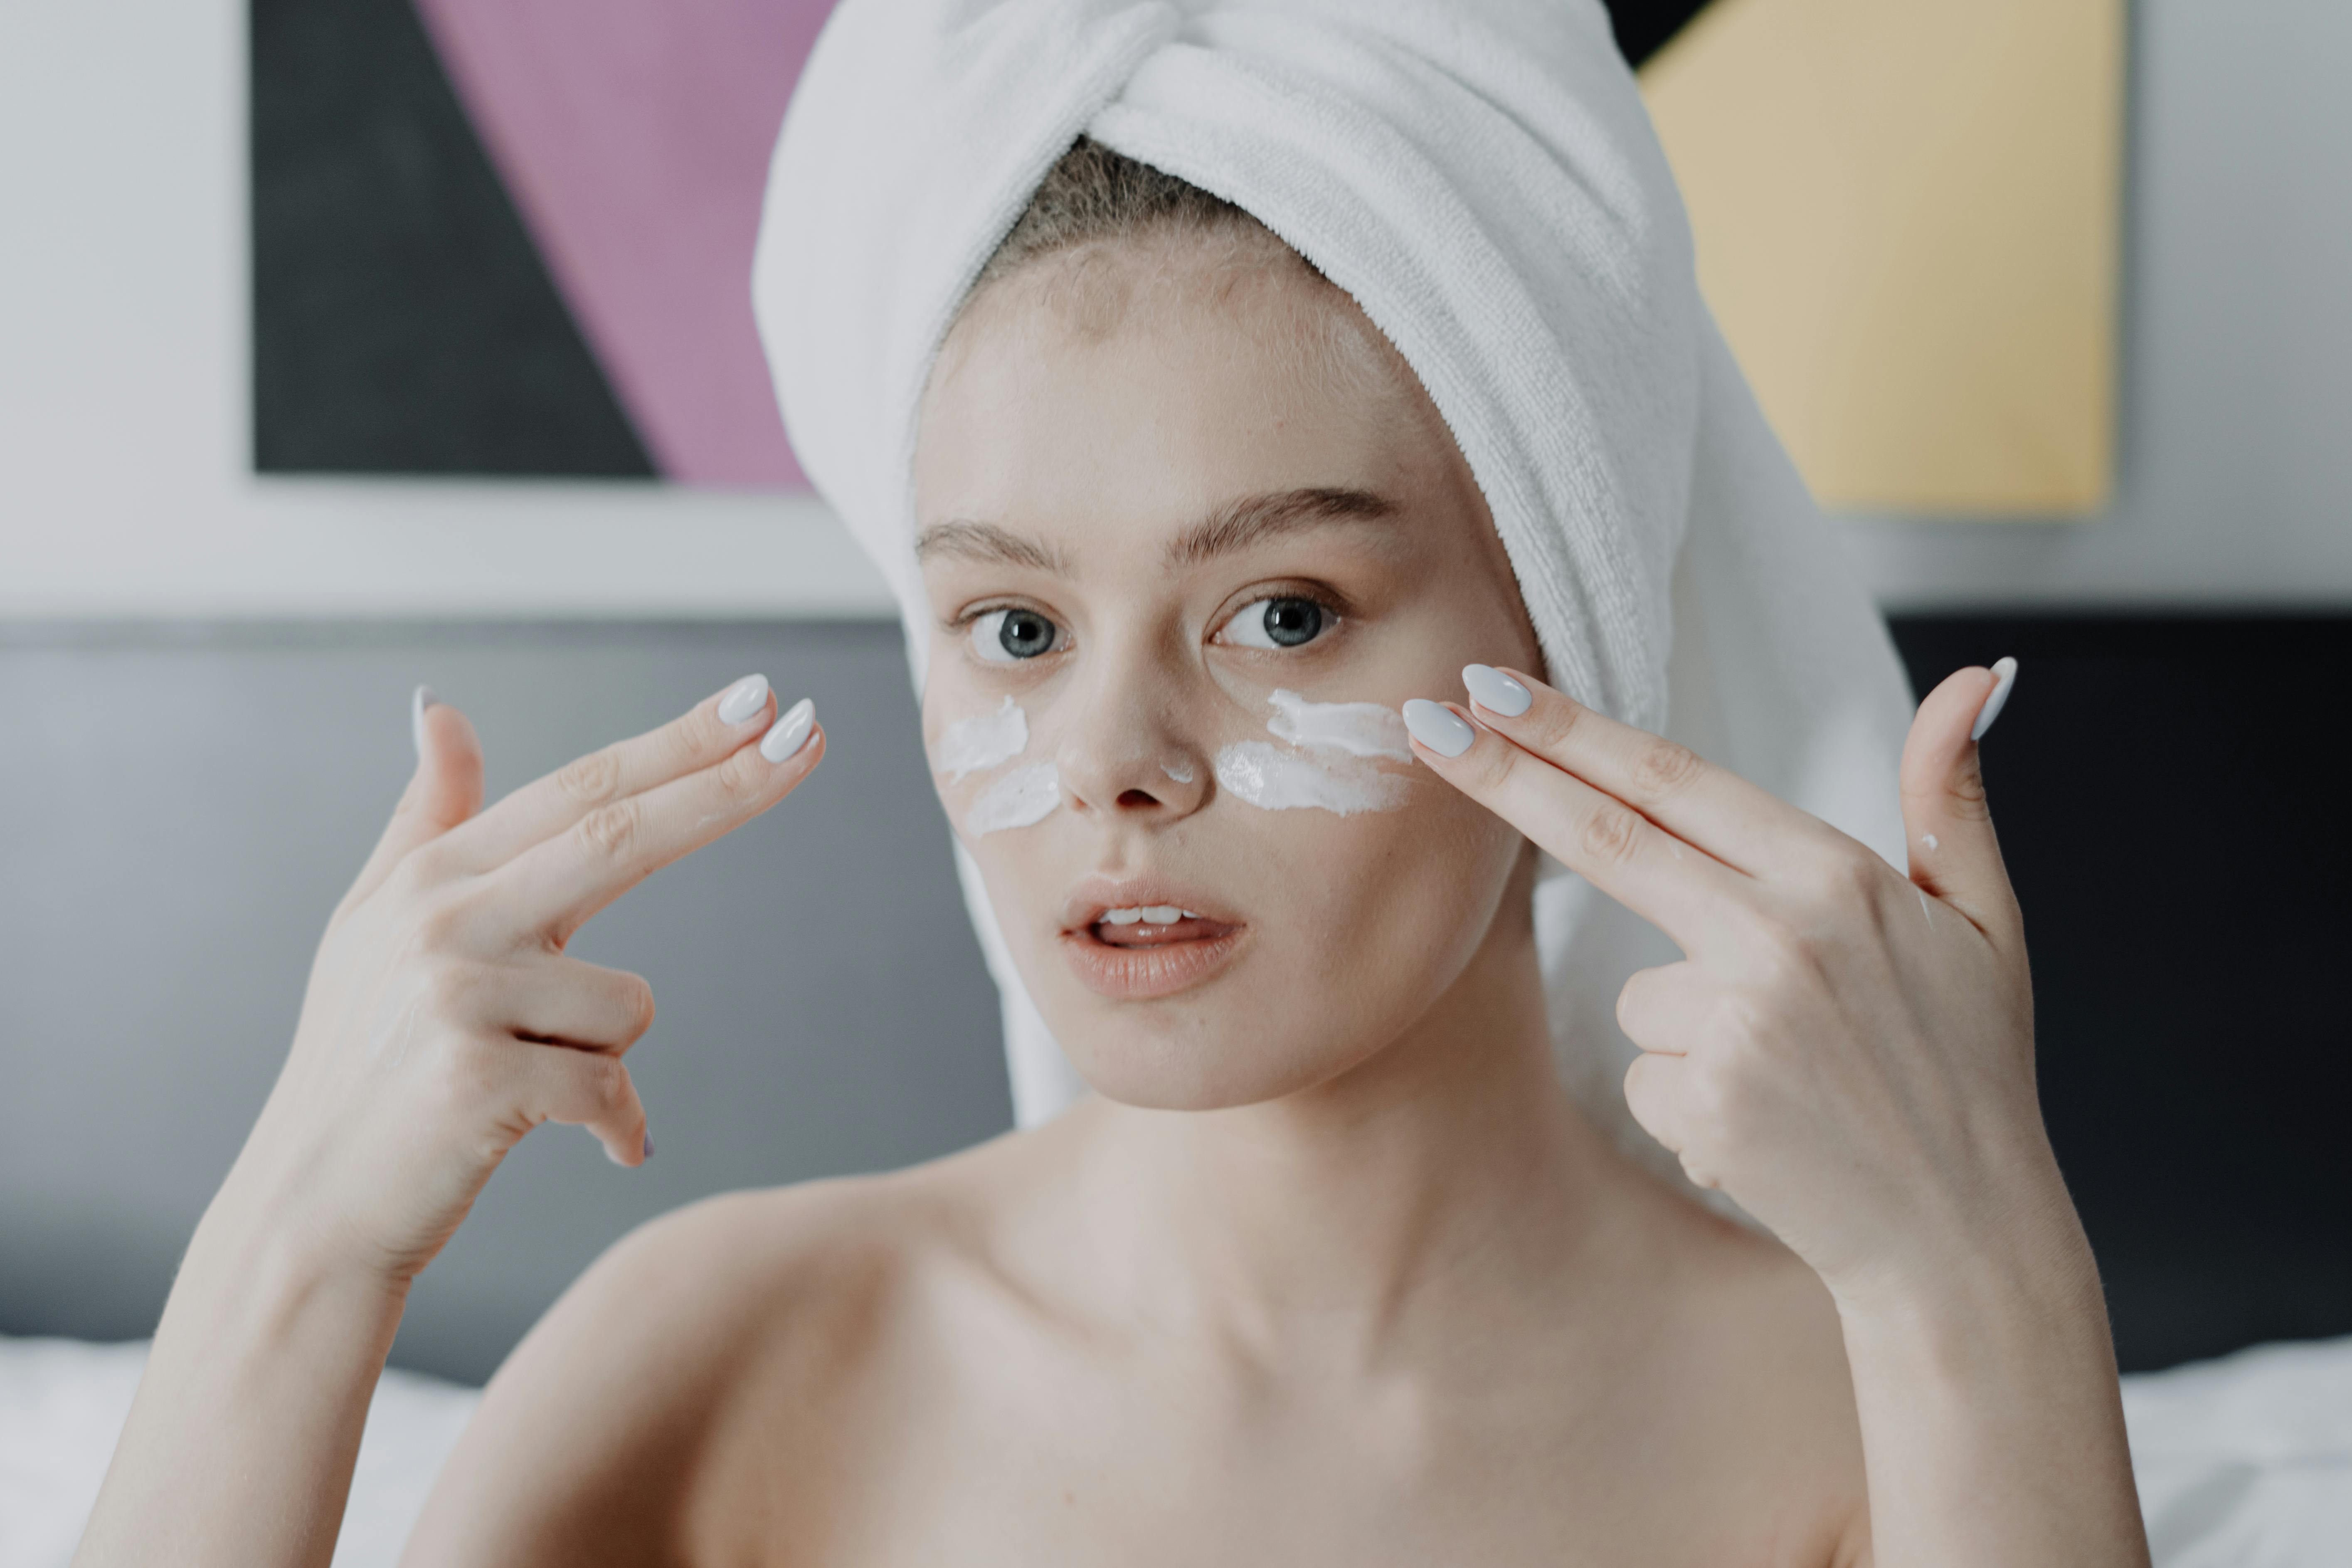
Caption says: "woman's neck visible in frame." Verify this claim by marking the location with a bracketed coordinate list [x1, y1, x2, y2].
[1053, 879, 1643, 1368]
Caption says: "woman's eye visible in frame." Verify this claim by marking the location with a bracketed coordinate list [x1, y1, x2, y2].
[969, 607, 1061, 663]
[1220, 597, 1328, 651]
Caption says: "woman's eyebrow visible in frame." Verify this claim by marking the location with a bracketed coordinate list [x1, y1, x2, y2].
[1166, 486, 1400, 567]
[915, 486, 1398, 573]
[913, 520, 1072, 572]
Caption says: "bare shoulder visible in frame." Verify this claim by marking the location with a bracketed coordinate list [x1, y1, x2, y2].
[401, 1134, 1030, 1567]
[1650, 1198, 1873, 1566]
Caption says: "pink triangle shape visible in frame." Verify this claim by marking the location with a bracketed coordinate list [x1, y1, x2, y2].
[414, 0, 836, 487]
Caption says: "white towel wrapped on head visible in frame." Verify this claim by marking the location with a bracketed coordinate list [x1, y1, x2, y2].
[753, 0, 1914, 1173]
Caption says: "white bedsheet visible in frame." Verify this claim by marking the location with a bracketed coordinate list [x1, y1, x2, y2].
[2121, 1336, 2352, 1566]
[0, 1336, 476, 1568]
[4, 1331, 2347, 1563]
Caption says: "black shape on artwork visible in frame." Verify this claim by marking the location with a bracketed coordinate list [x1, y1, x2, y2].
[1888, 615, 2352, 1374]
[251, 0, 655, 476]
[1603, 0, 1718, 69]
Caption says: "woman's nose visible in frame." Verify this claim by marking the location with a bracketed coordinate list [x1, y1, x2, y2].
[1054, 690, 1209, 824]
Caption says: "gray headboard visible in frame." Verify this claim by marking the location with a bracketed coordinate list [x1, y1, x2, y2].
[10, 615, 2347, 1384]
[0, 620, 1009, 1384]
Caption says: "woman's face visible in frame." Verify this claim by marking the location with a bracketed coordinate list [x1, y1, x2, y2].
[914, 237, 1541, 1109]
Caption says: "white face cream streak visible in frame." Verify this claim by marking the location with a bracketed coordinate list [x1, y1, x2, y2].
[1214, 742, 1405, 815]
[932, 694, 1061, 836]
[1265, 688, 1413, 760]
[935, 695, 1028, 780]
[1213, 690, 1412, 816]
[966, 762, 1061, 835]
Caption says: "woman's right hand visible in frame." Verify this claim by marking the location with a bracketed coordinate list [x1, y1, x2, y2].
[225, 675, 821, 1288]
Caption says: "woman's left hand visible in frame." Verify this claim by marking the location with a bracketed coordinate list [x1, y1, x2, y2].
[1403, 662, 2078, 1305]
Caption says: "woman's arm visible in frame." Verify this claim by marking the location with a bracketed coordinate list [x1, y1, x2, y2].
[1401, 662, 2148, 1568]
[1835, 1220, 2141, 1567]
[69, 1171, 410, 1566]
[74, 678, 821, 1568]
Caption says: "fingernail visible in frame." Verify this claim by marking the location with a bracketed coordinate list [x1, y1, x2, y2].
[716, 673, 770, 726]
[760, 698, 816, 763]
[1402, 698, 1476, 758]
[1970, 656, 2019, 742]
[410, 685, 439, 758]
[1462, 663, 1532, 717]
[641, 1132, 653, 1161]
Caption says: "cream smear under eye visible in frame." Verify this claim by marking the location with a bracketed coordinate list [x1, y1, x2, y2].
[1214, 689, 1412, 816]
[966, 762, 1061, 834]
[1215, 742, 1405, 814]
[933, 695, 1058, 835]
[936, 695, 1028, 780]
[1265, 688, 1413, 760]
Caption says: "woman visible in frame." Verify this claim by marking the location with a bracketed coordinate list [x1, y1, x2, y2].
[76, 2, 2150, 1563]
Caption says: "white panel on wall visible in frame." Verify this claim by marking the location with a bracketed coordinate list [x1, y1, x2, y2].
[1842, 0, 2352, 608]
[0, 0, 890, 621]
[2, 0, 2350, 615]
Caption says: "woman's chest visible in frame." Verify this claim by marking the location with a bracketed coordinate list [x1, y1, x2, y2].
[693, 1344, 1862, 1568]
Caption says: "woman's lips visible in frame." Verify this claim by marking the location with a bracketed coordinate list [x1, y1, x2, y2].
[1092, 914, 1223, 948]
[1060, 915, 1245, 999]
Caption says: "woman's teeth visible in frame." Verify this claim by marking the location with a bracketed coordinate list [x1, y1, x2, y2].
[1101, 906, 1198, 926]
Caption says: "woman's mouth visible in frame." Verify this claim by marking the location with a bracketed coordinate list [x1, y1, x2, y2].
[1092, 905, 1214, 945]
[1059, 894, 1245, 999]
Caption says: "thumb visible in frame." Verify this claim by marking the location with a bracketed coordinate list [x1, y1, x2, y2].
[344, 686, 486, 910]
[1900, 659, 2022, 942]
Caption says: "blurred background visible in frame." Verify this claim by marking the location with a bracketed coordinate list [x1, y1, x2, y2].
[2, 0, 2347, 1387]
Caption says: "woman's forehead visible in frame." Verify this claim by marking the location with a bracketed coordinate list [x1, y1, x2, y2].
[915, 243, 1462, 560]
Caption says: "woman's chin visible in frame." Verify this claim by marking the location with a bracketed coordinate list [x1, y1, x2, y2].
[1050, 1012, 1378, 1114]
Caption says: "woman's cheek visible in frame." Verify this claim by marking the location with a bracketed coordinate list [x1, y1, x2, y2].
[1331, 774, 1523, 976]
[926, 684, 1066, 841]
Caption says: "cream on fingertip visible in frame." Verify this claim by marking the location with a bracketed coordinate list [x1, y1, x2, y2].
[1462, 663, 1532, 717]
[1970, 656, 2019, 742]
[1402, 698, 1476, 758]
[717, 673, 771, 726]
[760, 698, 817, 763]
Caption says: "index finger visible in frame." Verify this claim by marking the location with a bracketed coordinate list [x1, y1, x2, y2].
[1401, 698, 1751, 960]
[434, 673, 777, 873]
[1458, 665, 1852, 880]
[497, 700, 822, 947]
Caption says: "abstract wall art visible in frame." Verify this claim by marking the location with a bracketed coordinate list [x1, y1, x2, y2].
[251, 0, 2122, 516]
[251, 0, 831, 484]
[1643, 0, 2127, 515]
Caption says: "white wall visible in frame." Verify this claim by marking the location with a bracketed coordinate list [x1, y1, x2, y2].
[0, 0, 890, 620]
[3, 0, 2349, 618]
[1842, 0, 2352, 608]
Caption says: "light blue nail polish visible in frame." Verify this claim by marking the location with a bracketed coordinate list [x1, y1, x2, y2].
[717, 673, 770, 726]
[410, 685, 438, 758]
[1971, 656, 2018, 742]
[1402, 699, 1476, 758]
[1463, 663, 1532, 717]
[760, 698, 816, 763]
